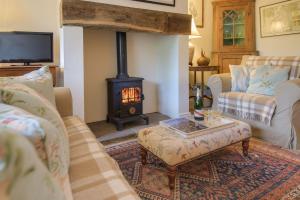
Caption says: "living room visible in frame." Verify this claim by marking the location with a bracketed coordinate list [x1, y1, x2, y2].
[0, 0, 300, 200]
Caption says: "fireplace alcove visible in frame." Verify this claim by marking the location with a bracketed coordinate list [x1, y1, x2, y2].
[60, 0, 191, 125]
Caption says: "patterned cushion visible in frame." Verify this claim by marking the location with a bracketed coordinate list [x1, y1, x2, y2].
[63, 116, 140, 200]
[245, 56, 300, 80]
[247, 65, 290, 96]
[0, 83, 69, 167]
[0, 103, 71, 198]
[0, 131, 65, 200]
[0, 66, 56, 106]
[229, 65, 252, 92]
[138, 123, 251, 166]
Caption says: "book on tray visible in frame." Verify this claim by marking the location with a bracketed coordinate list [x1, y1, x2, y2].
[159, 115, 236, 138]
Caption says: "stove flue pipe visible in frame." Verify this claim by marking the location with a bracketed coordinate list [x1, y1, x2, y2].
[116, 32, 129, 79]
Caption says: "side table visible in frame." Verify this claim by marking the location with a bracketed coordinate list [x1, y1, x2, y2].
[189, 66, 220, 99]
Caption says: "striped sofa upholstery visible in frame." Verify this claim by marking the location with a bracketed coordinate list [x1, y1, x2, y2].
[64, 116, 140, 200]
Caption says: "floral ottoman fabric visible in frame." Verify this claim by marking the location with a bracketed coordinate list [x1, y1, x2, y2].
[138, 122, 251, 166]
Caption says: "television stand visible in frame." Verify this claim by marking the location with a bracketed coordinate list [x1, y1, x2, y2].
[0, 65, 58, 86]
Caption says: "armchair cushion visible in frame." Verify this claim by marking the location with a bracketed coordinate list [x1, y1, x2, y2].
[247, 65, 290, 96]
[229, 65, 251, 92]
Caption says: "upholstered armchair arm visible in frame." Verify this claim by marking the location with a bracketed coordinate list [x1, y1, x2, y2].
[54, 87, 73, 117]
[207, 73, 232, 109]
[275, 79, 300, 112]
[275, 79, 300, 149]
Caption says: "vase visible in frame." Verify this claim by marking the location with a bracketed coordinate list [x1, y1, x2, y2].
[197, 49, 210, 66]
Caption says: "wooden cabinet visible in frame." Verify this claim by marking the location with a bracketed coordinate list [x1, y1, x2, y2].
[0, 65, 58, 86]
[212, 0, 258, 73]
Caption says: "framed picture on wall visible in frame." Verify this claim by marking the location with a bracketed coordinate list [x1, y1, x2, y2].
[260, 0, 300, 37]
[189, 0, 204, 28]
[132, 0, 175, 7]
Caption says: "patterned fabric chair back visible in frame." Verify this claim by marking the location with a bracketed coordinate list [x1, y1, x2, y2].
[241, 56, 300, 80]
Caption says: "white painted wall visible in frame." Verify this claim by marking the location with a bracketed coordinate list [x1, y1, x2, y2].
[0, 0, 60, 65]
[255, 0, 300, 56]
[61, 26, 85, 120]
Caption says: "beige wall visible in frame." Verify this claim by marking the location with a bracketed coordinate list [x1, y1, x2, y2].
[189, 0, 214, 84]
[256, 0, 300, 56]
[0, 0, 60, 65]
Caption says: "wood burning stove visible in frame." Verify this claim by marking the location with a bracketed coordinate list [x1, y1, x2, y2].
[106, 32, 149, 130]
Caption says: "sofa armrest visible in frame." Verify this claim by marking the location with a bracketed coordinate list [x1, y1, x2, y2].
[207, 73, 232, 109]
[54, 87, 73, 117]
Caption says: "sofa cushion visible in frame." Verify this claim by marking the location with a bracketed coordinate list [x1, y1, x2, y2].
[0, 83, 69, 167]
[63, 116, 140, 200]
[218, 92, 276, 125]
[0, 103, 72, 199]
[0, 131, 66, 200]
[0, 66, 56, 106]
[247, 65, 290, 96]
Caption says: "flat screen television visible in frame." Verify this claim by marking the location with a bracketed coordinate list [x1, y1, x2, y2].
[0, 32, 53, 65]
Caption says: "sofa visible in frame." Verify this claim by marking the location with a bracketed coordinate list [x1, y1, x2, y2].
[208, 56, 300, 150]
[55, 87, 141, 199]
[0, 86, 140, 200]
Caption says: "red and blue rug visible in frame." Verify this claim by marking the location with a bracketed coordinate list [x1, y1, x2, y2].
[105, 139, 300, 200]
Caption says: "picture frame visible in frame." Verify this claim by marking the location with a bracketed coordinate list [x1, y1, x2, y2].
[260, 0, 300, 37]
[188, 0, 204, 28]
[132, 0, 175, 7]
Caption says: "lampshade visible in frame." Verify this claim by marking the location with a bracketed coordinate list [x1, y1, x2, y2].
[189, 18, 202, 39]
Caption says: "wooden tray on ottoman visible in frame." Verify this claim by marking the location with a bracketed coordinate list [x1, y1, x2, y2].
[137, 119, 251, 190]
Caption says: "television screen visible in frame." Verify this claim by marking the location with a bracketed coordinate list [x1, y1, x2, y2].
[0, 32, 53, 64]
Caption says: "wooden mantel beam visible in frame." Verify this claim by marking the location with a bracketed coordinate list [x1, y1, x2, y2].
[61, 0, 191, 35]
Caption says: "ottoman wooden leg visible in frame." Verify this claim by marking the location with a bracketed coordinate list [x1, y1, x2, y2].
[167, 166, 176, 190]
[140, 147, 148, 165]
[242, 139, 250, 156]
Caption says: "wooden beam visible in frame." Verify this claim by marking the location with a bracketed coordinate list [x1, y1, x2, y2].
[61, 0, 191, 35]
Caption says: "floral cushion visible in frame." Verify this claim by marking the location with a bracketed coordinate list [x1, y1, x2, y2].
[247, 65, 291, 96]
[138, 122, 251, 166]
[0, 104, 69, 187]
[0, 130, 66, 200]
[0, 83, 69, 168]
[0, 66, 56, 106]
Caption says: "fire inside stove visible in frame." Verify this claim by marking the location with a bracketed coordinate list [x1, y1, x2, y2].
[121, 87, 141, 104]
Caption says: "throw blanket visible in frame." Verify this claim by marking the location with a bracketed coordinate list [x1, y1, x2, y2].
[218, 92, 276, 125]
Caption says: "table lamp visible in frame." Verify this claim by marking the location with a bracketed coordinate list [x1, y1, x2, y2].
[189, 18, 201, 66]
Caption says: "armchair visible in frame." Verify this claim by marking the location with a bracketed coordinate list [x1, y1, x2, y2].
[208, 56, 300, 149]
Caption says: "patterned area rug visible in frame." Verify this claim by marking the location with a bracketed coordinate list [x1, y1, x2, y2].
[105, 139, 300, 200]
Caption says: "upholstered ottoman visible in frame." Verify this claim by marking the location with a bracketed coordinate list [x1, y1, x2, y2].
[137, 120, 251, 190]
